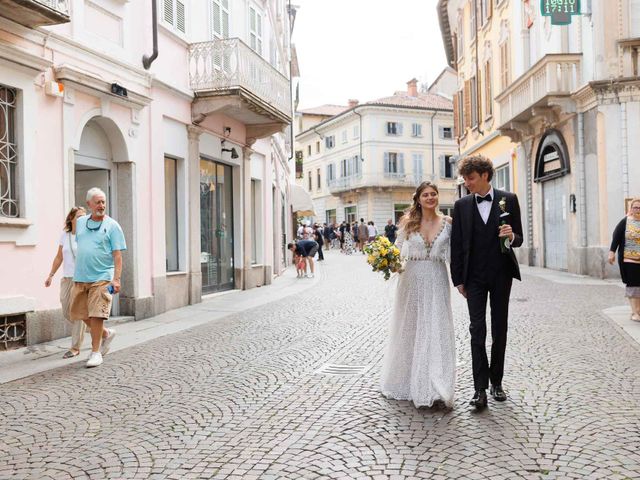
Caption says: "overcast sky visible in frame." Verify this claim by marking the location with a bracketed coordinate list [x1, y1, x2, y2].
[292, 0, 449, 110]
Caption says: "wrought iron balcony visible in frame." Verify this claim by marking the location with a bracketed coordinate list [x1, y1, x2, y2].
[0, 0, 70, 27]
[496, 54, 582, 130]
[189, 38, 292, 138]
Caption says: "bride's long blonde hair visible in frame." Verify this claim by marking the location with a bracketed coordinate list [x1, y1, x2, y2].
[399, 182, 440, 235]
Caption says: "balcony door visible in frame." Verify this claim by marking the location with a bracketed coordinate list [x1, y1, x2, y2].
[200, 159, 235, 293]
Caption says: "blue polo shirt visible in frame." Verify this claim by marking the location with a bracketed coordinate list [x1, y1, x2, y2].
[74, 215, 127, 283]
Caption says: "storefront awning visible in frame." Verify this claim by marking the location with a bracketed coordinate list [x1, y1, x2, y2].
[290, 184, 316, 216]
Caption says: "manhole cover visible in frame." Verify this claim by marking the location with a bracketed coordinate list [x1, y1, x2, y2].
[315, 364, 369, 376]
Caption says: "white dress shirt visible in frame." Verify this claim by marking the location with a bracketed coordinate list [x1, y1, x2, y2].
[475, 186, 494, 224]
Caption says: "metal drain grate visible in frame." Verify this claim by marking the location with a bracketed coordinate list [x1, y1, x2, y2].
[315, 364, 369, 376]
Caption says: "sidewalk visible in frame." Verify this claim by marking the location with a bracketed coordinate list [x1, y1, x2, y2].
[521, 265, 640, 349]
[0, 263, 320, 384]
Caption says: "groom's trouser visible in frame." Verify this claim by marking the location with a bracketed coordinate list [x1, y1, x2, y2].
[466, 270, 513, 391]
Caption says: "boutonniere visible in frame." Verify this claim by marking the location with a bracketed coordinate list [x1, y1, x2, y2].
[498, 197, 511, 253]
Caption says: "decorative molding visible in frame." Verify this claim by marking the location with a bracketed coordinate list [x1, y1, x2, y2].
[55, 64, 152, 108]
[0, 40, 53, 73]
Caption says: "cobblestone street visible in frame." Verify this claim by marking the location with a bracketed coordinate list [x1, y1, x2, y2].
[2, 251, 640, 479]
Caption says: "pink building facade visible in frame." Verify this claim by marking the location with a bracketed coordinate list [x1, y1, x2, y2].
[0, 0, 293, 347]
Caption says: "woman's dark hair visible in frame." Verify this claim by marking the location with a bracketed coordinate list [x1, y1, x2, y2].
[458, 154, 495, 182]
[64, 206, 86, 232]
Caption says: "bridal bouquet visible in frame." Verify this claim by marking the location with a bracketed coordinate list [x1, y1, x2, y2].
[364, 236, 403, 280]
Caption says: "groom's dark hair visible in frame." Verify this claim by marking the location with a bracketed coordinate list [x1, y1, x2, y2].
[458, 154, 494, 182]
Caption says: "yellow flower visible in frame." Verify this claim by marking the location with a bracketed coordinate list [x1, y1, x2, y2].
[392, 247, 400, 256]
[368, 255, 375, 264]
[379, 248, 388, 256]
[380, 259, 388, 268]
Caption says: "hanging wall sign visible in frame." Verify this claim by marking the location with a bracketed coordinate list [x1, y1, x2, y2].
[540, 0, 581, 25]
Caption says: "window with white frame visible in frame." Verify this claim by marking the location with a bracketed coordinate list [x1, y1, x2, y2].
[440, 154, 455, 179]
[484, 60, 493, 118]
[439, 126, 453, 139]
[412, 153, 424, 183]
[316, 141, 320, 153]
[469, 0, 476, 41]
[163, 0, 186, 34]
[386, 121, 403, 136]
[307, 171, 312, 191]
[480, 0, 492, 26]
[165, 157, 180, 271]
[249, 5, 263, 55]
[326, 163, 335, 185]
[325, 135, 335, 149]
[411, 123, 422, 137]
[340, 158, 348, 177]
[353, 125, 360, 139]
[316, 168, 321, 190]
[470, 76, 478, 128]
[394, 203, 410, 224]
[210, 0, 229, 39]
[307, 145, 311, 156]
[500, 38, 511, 91]
[0, 85, 18, 218]
[341, 130, 347, 144]
[493, 164, 511, 191]
[384, 152, 404, 175]
[457, 14, 464, 61]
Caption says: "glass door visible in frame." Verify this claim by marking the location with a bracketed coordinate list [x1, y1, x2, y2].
[200, 159, 235, 293]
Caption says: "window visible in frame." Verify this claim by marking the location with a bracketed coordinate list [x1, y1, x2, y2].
[440, 206, 454, 217]
[340, 158, 348, 177]
[325, 135, 335, 149]
[341, 130, 347, 144]
[295, 151, 303, 179]
[469, 0, 476, 41]
[163, 0, 186, 34]
[412, 153, 424, 184]
[386, 121, 403, 136]
[411, 123, 422, 137]
[316, 168, 321, 189]
[210, 0, 229, 39]
[326, 163, 335, 185]
[307, 145, 311, 156]
[384, 152, 404, 175]
[455, 90, 464, 137]
[165, 157, 179, 271]
[316, 141, 320, 153]
[249, 5, 263, 55]
[457, 14, 464, 61]
[344, 205, 357, 223]
[394, 203, 410, 224]
[493, 164, 511, 191]
[440, 126, 453, 139]
[480, 0, 493, 26]
[500, 39, 510, 91]
[484, 61, 493, 118]
[353, 125, 360, 138]
[326, 209, 336, 225]
[308, 171, 312, 191]
[0, 85, 18, 218]
[470, 76, 478, 128]
[440, 154, 455, 179]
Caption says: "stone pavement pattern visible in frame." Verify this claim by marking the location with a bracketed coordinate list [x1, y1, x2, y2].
[1, 251, 640, 479]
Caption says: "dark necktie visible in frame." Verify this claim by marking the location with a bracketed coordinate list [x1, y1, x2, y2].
[476, 194, 492, 204]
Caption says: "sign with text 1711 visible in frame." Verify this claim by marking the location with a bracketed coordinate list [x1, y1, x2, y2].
[541, 0, 580, 25]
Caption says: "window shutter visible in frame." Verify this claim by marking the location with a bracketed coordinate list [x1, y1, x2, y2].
[464, 80, 471, 131]
[326, 165, 330, 185]
[439, 155, 446, 179]
[453, 92, 460, 138]
[399, 153, 405, 174]
[438, 126, 444, 139]
[163, 0, 174, 25]
[397, 123, 403, 136]
[384, 152, 389, 173]
[476, 74, 482, 126]
[176, 0, 186, 33]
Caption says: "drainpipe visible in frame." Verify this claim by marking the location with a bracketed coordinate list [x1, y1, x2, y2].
[577, 112, 587, 248]
[142, 0, 159, 69]
[429, 110, 437, 181]
[353, 108, 363, 163]
[473, 0, 484, 136]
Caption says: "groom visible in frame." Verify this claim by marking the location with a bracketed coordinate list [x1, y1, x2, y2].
[450, 155, 523, 409]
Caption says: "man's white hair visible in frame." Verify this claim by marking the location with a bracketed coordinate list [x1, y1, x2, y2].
[86, 187, 106, 202]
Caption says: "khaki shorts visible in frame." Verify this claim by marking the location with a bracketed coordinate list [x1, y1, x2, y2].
[70, 281, 113, 320]
[60, 277, 84, 321]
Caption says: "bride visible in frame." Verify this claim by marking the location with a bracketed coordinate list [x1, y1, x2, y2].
[380, 181, 456, 408]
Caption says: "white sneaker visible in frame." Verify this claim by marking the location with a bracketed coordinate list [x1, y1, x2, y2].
[86, 352, 103, 368]
[307, 273, 314, 278]
[101, 328, 116, 355]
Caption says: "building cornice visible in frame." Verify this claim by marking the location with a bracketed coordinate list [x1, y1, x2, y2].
[0, 39, 53, 72]
[151, 77, 194, 101]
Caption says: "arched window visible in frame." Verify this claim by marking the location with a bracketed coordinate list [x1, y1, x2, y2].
[534, 129, 570, 182]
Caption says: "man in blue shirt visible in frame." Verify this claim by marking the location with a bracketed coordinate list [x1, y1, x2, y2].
[69, 188, 127, 367]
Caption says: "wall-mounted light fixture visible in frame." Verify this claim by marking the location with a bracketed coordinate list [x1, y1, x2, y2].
[221, 139, 239, 159]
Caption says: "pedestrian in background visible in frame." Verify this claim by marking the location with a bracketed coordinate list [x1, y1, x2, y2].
[288, 239, 318, 278]
[384, 218, 398, 244]
[609, 198, 640, 321]
[338, 221, 346, 250]
[358, 219, 368, 252]
[323, 223, 332, 250]
[44, 206, 87, 359]
[313, 224, 324, 261]
[367, 221, 378, 242]
[70, 188, 127, 368]
[352, 221, 360, 249]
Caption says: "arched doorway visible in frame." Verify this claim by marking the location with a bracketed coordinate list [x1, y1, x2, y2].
[535, 129, 570, 271]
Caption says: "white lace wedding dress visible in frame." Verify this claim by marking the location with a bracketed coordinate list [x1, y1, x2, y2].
[380, 220, 456, 408]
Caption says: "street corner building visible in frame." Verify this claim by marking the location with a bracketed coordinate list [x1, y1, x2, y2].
[294, 73, 459, 227]
[0, 0, 296, 348]
[437, 0, 640, 277]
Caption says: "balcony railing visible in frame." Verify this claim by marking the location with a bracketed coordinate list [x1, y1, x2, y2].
[496, 54, 582, 126]
[328, 173, 450, 194]
[189, 38, 291, 122]
[0, 0, 70, 27]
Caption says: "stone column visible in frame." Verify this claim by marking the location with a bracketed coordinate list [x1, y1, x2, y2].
[187, 126, 203, 304]
[242, 146, 255, 290]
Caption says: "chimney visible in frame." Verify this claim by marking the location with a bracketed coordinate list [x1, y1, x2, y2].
[348, 99, 359, 108]
[407, 78, 418, 97]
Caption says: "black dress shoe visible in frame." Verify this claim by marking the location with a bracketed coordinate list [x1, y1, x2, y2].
[469, 389, 488, 408]
[490, 384, 507, 402]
